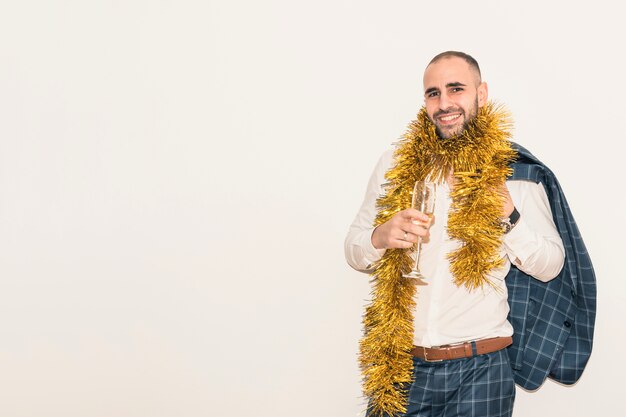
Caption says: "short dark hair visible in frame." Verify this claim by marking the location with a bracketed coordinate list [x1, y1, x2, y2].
[428, 51, 481, 80]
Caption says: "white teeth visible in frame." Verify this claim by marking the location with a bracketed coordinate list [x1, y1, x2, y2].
[440, 114, 460, 121]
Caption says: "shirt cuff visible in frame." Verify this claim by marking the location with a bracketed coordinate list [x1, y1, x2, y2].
[362, 228, 386, 268]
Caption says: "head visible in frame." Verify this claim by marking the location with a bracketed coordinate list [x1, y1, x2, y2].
[423, 51, 488, 139]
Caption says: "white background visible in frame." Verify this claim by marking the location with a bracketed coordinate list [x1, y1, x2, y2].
[0, 1, 623, 416]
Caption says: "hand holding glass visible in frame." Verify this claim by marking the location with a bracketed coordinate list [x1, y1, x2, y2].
[403, 181, 436, 282]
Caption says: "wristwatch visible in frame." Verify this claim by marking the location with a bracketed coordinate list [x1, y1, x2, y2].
[500, 207, 521, 234]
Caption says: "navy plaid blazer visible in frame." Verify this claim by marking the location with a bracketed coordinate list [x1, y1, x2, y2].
[505, 143, 596, 390]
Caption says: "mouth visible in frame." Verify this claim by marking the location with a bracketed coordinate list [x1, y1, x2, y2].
[436, 113, 462, 126]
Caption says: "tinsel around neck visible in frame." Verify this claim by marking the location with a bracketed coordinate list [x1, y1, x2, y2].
[360, 102, 516, 417]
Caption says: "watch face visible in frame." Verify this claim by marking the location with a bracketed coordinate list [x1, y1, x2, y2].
[501, 220, 512, 233]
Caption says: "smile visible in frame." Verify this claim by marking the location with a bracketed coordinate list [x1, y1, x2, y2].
[437, 113, 462, 124]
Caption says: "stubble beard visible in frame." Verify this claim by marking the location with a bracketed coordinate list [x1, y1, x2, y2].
[433, 98, 479, 140]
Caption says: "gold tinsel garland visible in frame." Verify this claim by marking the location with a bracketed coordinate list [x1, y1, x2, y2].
[360, 103, 516, 416]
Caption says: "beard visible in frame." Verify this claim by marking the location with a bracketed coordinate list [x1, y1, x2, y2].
[435, 119, 472, 140]
[433, 97, 479, 139]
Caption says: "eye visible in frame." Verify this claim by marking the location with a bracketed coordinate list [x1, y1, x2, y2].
[426, 91, 439, 98]
[450, 87, 464, 93]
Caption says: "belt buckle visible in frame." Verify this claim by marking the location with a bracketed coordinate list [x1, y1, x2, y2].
[423, 346, 443, 363]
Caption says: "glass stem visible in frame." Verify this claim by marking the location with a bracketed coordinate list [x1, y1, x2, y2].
[412, 236, 423, 273]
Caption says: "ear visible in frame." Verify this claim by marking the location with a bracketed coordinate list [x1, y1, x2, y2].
[477, 82, 488, 107]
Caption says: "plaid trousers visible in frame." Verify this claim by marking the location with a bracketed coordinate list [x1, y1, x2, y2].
[368, 349, 515, 417]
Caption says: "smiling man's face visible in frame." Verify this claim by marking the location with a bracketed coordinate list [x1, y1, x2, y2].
[423, 56, 488, 139]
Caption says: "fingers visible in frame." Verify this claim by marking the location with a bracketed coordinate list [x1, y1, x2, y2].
[403, 209, 433, 235]
[401, 208, 430, 223]
[402, 224, 431, 243]
[371, 209, 434, 250]
[394, 231, 416, 249]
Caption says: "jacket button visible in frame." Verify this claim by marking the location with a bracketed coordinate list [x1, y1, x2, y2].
[564, 321, 572, 328]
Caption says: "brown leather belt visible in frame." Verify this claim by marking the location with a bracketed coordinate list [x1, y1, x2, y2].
[410, 336, 513, 362]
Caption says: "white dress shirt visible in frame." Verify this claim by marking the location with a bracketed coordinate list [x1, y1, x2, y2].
[345, 149, 565, 347]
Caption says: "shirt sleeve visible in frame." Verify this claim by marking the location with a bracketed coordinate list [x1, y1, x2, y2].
[344, 150, 393, 272]
[503, 180, 565, 282]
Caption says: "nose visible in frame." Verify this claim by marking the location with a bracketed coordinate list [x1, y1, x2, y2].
[438, 91, 453, 111]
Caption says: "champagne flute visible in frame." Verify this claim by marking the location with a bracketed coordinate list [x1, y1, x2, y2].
[403, 181, 436, 283]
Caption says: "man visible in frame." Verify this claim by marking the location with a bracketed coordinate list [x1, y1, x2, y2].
[345, 51, 595, 417]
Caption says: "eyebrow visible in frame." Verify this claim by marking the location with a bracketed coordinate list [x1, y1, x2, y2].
[424, 82, 468, 96]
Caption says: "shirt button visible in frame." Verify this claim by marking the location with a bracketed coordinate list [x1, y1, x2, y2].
[564, 321, 572, 328]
